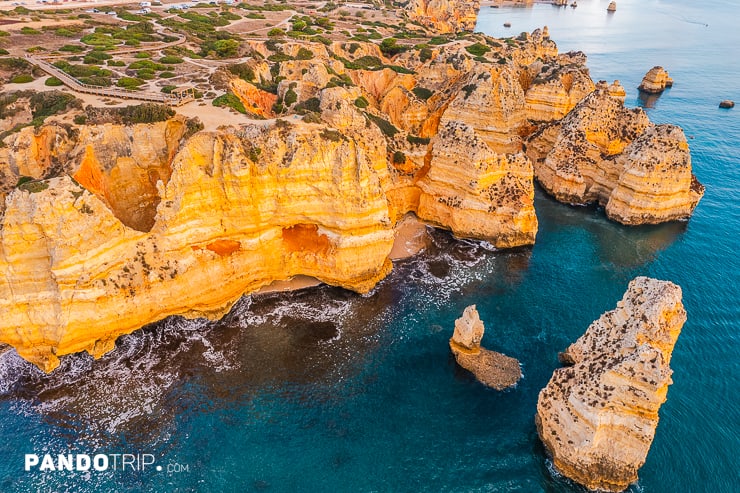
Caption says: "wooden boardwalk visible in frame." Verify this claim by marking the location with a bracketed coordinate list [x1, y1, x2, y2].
[27, 55, 193, 107]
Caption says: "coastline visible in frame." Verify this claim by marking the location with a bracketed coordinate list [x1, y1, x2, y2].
[256, 213, 432, 295]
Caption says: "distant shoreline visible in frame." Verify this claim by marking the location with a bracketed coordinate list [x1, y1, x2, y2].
[481, 0, 558, 7]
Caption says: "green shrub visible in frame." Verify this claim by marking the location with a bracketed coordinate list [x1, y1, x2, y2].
[228, 63, 255, 82]
[407, 134, 430, 146]
[74, 115, 87, 125]
[212, 92, 246, 114]
[293, 97, 320, 114]
[379, 38, 403, 56]
[134, 52, 152, 58]
[117, 77, 145, 89]
[160, 71, 176, 78]
[412, 87, 433, 100]
[159, 55, 184, 64]
[84, 51, 112, 64]
[367, 113, 398, 138]
[465, 43, 490, 57]
[9, 74, 33, 84]
[114, 103, 174, 123]
[20, 27, 41, 35]
[392, 150, 406, 164]
[354, 96, 369, 109]
[0, 49, 9, 56]
[295, 47, 314, 60]
[267, 28, 285, 37]
[19, 180, 49, 193]
[45, 76, 63, 86]
[107, 60, 126, 67]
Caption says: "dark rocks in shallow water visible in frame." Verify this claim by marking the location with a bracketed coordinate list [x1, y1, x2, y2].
[449, 305, 521, 390]
[719, 100, 735, 109]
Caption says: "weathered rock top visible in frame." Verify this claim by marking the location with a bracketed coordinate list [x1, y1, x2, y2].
[536, 277, 686, 491]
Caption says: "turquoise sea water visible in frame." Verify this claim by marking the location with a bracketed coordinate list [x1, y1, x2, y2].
[1, 0, 738, 491]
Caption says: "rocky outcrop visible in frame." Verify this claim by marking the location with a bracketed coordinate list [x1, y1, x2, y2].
[417, 121, 537, 247]
[0, 121, 395, 372]
[228, 78, 277, 118]
[523, 52, 595, 122]
[404, 0, 481, 34]
[449, 305, 521, 390]
[529, 82, 704, 224]
[719, 100, 734, 109]
[638, 66, 673, 94]
[536, 276, 686, 492]
[0, 30, 703, 371]
[607, 1, 617, 12]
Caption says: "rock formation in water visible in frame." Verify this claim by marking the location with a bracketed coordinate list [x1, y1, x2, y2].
[638, 66, 673, 94]
[536, 276, 686, 492]
[607, 1, 617, 12]
[527, 81, 704, 224]
[719, 100, 734, 109]
[449, 305, 521, 390]
[403, 0, 481, 34]
[0, 29, 701, 371]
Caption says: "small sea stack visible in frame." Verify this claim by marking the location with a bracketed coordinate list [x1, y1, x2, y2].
[536, 277, 686, 492]
[638, 66, 673, 94]
[607, 1, 617, 12]
[449, 305, 521, 390]
[719, 100, 735, 109]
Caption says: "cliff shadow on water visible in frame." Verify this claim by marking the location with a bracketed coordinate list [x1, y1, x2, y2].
[0, 228, 531, 444]
[533, 184, 688, 270]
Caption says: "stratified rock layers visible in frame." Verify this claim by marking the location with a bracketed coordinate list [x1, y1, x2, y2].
[536, 277, 686, 492]
[529, 83, 704, 224]
[0, 123, 395, 372]
[404, 0, 481, 34]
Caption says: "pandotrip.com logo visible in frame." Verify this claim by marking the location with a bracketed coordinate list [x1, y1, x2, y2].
[24, 453, 190, 474]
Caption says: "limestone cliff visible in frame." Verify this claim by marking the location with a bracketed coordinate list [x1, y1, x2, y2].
[536, 277, 686, 492]
[417, 121, 537, 247]
[0, 121, 395, 372]
[0, 30, 702, 371]
[403, 0, 481, 34]
[449, 305, 521, 390]
[528, 82, 704, 224]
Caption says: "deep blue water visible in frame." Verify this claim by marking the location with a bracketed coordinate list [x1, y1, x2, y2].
[1, 0, 738, 491]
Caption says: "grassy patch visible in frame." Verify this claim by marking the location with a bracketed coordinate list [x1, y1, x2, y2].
[212, 92, 246, 114]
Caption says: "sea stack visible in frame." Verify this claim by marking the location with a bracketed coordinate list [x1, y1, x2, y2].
[638, 66, 674, 94]
[536, 277, 686, 492]
[607, 1, 617, 12]
[449, 305, 521, 390]
[719, 100, 735, 108]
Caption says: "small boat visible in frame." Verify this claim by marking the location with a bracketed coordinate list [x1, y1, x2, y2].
[607, 1, 617, 12]
[504, 22, 511, 28]
[571, 1, 578, 7]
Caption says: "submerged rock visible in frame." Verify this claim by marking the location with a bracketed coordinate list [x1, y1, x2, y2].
[638, 66, 673, 94]
[449, 305, 521, 390]
[536, 277, 686, 492]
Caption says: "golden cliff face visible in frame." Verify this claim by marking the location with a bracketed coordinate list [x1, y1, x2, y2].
[0, 121, 395, 372]
[417, 121, 537, 247]
[528, 82, 703, 224]
[404, 0, 481, 34]
[536, 277, 686, 492]
[0, 31, 703, 371]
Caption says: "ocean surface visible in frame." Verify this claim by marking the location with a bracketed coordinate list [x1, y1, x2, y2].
[1, 0, 738, 491]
